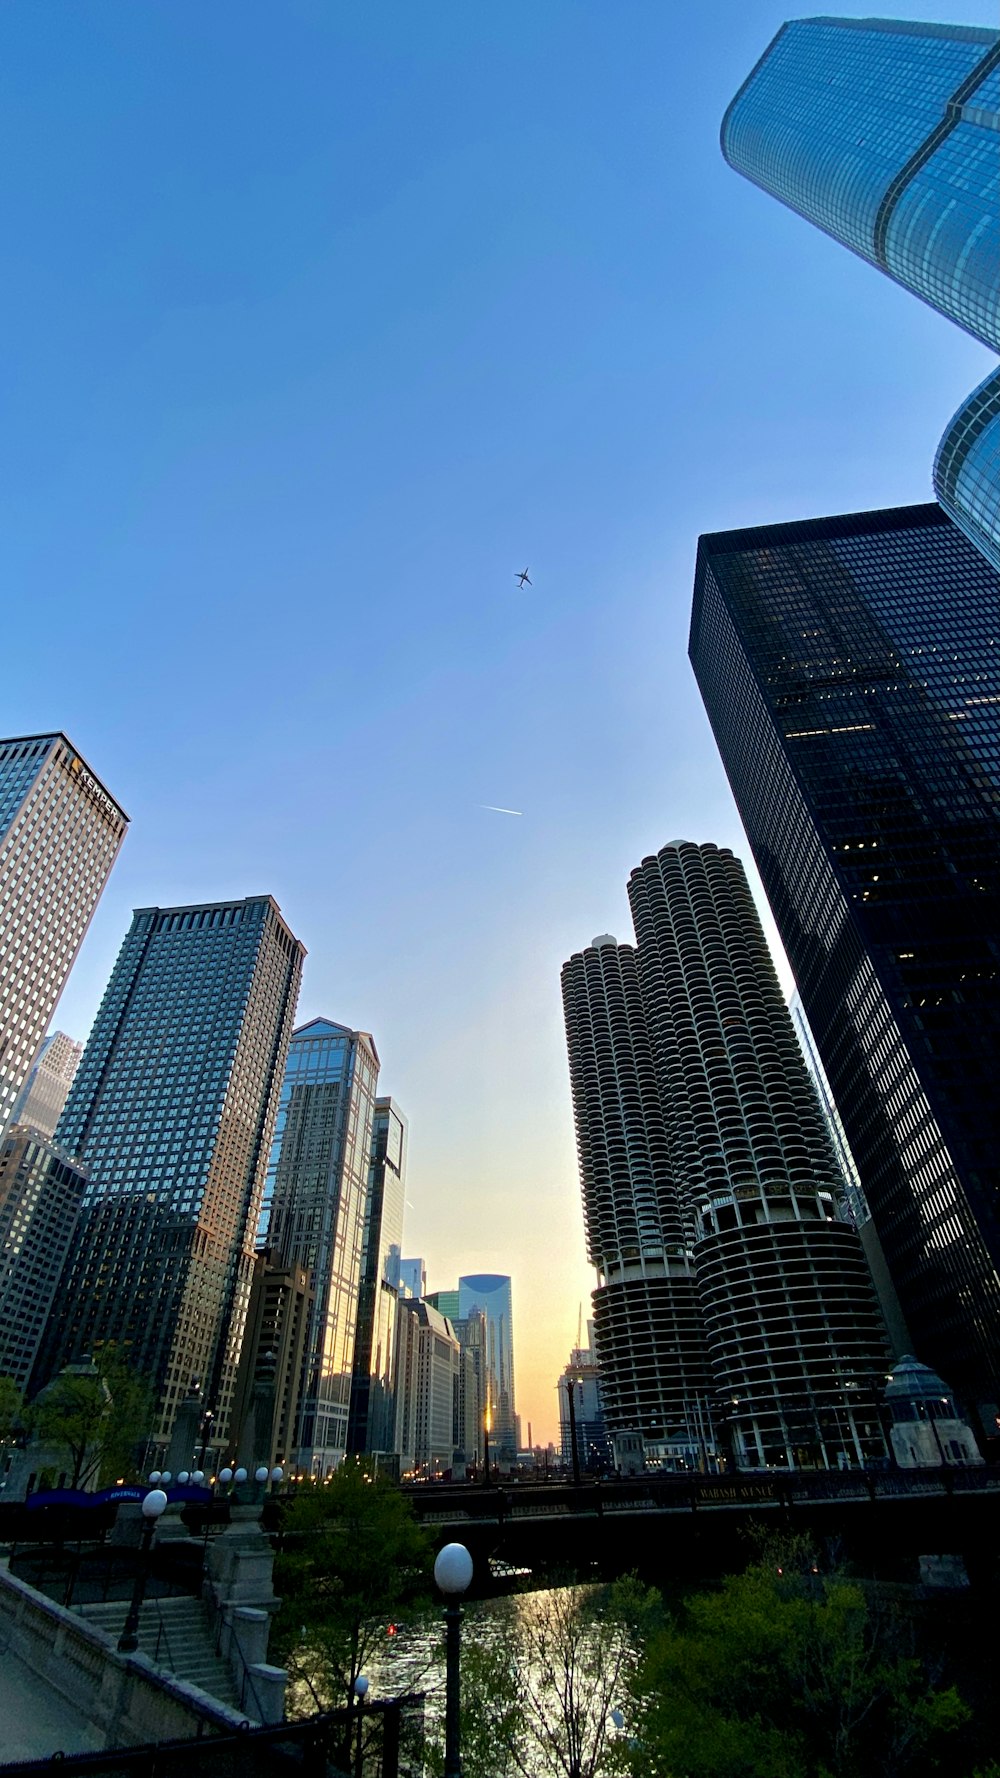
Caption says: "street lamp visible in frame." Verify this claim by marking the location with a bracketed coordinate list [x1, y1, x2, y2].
[434, 1542, 473, 1778]
[353, 1673, 369, 1778]
[118, 1489, 168, 1652]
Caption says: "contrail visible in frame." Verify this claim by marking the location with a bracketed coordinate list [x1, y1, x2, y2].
[479, 804, 523, 816]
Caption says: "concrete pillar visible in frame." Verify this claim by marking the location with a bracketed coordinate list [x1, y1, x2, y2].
[231, 1606, 269, 1671]
[247, 1663, 288, 1725]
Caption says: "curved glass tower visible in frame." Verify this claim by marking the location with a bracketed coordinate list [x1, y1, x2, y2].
[722, 17, 1000, 568]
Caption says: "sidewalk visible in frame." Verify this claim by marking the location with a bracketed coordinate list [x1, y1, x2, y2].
[0, 1647, 103, 1765]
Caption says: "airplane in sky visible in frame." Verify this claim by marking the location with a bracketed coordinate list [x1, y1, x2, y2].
[515, 568, 532, 589]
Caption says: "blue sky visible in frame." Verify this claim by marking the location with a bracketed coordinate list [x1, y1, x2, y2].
[3, 0, 995, 1442]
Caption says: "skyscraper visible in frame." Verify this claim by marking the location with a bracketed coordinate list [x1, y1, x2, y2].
[35, 896, 304, 1446]
[564, 846, 891, 1470]
[10, 1032, 83, 1141]
[393, 1299, 462, 1475]
[561, 935, 710, 1443]
[0, 1126, 87, 1390]
[690, 504, 1000, 1428]
[347, 1095, 407, 1456]
[722, 18, 1000, 569]
[263, 1018, 380, 1477]
[458, 1273, 517, 1459]
[0, 735, 127, 1139]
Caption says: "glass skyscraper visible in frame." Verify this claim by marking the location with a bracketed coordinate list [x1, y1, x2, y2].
[722, 18, 1000, 569]
[690, 503, 1000, 1431]
[10, 1031, 83, 1141]
[347, 1094, 407, 1457]
[0, 734, 127, 1139]
[263, 1018, 380, 1476]
[458, 1273, 517, 1459]
[35, 896, 304, 1447]
[0, 1126, 88, 1390]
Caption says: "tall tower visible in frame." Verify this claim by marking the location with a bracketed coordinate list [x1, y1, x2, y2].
[36, 896, 304, 1447]
[628, 843, 889, 1470]
[721, 17, 1000, 569]
[347, 1095, 407, 1456]
[458, 1274, 517, 1459]
[263, 1018, 380, 1477]
[690, 504, 1000, 1427]
[0, 735, 127, 1138]
[10, 1031, 83, 1140]
[560, 935, 710, 1442]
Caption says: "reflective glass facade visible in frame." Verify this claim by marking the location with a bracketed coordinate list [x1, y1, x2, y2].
[458, 1273, 517, 1458]
[263, 1018, 380, 1475]
[0, 1127, 87, 1390]
[35, 896, 304, 1445]
[346, 1095, 407, 1456]
[690, 503, 1000, 1429]
[723, 19, 1000, 570]
[0, 735, 127, 1139]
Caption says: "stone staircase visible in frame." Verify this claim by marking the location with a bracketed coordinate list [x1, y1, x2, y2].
[73, 1595, 245, 1714]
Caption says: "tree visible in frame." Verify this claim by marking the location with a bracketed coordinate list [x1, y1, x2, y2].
[628, 1538, 970, 1778]
[431, 1577, 659, 1778]
[272, 1461, 433, 1715]
[0, 1375, 26, 1450]
[29, 1347, 154, 1489]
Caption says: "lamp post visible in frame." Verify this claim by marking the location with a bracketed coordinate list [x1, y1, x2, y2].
[434, 1542, 473, 1778]
[118, 1489, 168, 1652]
[353, 1673, 369, 1778]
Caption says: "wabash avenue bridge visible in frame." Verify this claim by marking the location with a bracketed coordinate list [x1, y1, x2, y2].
[401, 1468, 1000, 1591]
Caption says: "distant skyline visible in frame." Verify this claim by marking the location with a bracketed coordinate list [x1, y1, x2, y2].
[3, 0, 994, 1443]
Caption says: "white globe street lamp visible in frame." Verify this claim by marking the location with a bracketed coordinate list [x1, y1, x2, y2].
[434, 1543, 473, 1776]
[118, 1489, 168, 1652]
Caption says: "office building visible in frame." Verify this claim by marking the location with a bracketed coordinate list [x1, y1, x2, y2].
[264, 1018, 380, 1476]
[458, 1273, 517, 1459]
[230, 1254, 312, 1475]
[399, 1257, 426, 1300]
[558, 1325, 611, 1474]
[561, 934, 711, 1442]
[453, 1308, 486, 1466]
[0, 735, 127, 1139]
[0, 1127, 88, 1390]
[393, 1298, 461, 1474]
[347, 1096, 407, 1456]
[10, 1032, 83, 1141]
[425, 1288, 460, 1320]
[722, 17, 1000, 568]
[690, 505, 1000, 1428]
[35, 896, 304, 1447]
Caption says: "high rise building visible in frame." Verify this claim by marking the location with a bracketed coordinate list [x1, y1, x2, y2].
[229, 1254, 312, 1475]
[563, 845, 891, 1470]
[452, 1307, 486, 1466]
[425, 1289, 460, 1320]
[398, 1257, 426, 1300]
[347, 1096, 407, 1457]
[264, 1018, 380, 1477]
[721, 18, 1000, 569]
[690, 504, 1000, 1428]
[458, 1273, 517, 1459]
[561, 935, 710, 1443]
[558, 1325, 610, 1475]
[393, 1298, 461, 1474]
[0, 1127, 88, 1390]
[10, 1032, 83, 1141]
[0, 735, 127, 1139]
[35, 896, 304, 1447]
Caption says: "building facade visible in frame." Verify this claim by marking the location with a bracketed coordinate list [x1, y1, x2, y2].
[34, 896, 304, 1447]
[558, 1326, 611, 1474]
[0, 1126, 88, 1390]
[721, 17, 1000, 569]
[263, 1018, 380, 1477]
[690, 505, 1000, 1430]
[9, 1032, 83, 1141]
[458, 1273, 517, 1459]
[398, 1258, 426, 1300]
[393, 1298, 461, 1474]
[0, 735, 127, 1140]
[561, 934, 711, 1443]
[453, 1308, 486, 1467]
[230, 1254, 313, 1475]
[347, 1096, 407, 1457]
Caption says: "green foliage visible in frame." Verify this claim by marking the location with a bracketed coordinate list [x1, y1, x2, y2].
[273, 1460, 433, 1710]
[0, 1375, 25, 1446]
[29, 1347, 153, 1489]
[429, 1576, 660, 1778]
[628, 1542, 971, 1778]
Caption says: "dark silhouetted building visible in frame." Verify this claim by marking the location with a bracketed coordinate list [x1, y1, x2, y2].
[347, 1096, 407, 1457]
